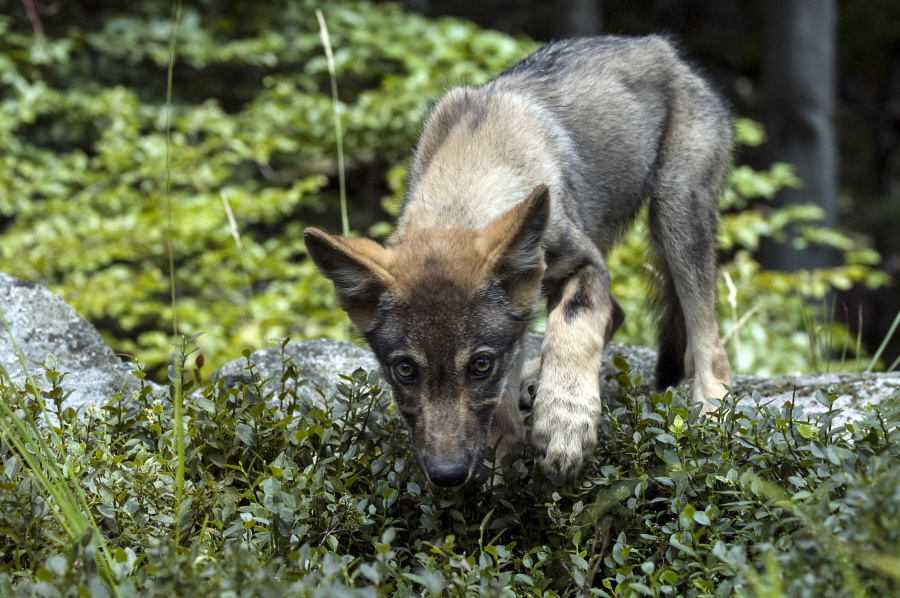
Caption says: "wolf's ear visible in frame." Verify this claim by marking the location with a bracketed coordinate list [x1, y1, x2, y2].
[480, 185, 550, 315]
[303, 228, 394, 332]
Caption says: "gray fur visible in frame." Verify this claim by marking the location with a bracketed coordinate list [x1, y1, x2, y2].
[305, 35, 732, 486]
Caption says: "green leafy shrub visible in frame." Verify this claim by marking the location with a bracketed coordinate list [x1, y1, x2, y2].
[1, 346, 899, 596]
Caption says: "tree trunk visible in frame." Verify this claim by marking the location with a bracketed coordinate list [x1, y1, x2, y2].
[559, 0, 602, 37]
[759, 0, 838, 271]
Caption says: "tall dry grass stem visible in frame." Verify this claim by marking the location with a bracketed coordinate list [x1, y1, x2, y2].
[164, 0, 187, 543]
[316, 9, 349, 237]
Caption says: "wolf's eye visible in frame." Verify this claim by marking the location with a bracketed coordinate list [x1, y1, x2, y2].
[393, 360, 416, 384]
[469, 356, 493, 379]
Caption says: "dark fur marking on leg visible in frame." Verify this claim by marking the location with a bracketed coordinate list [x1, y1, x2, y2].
[562, 262, 609, 324]
[563, 287, 594, 323]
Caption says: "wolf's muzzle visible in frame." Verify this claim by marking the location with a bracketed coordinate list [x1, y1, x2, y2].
[424, 459, 471, 487]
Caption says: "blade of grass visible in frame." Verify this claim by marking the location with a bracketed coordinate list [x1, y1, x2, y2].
[164, 0, 186, 543]
[721, 303, 762, 344]
[886, 351, 900, 373]
[839, 302, 850, 370]
[723, 271, 743, 373]
[221, 190, 254, 299]
[866, 308, 900, 372]
[856, 304, 863, 371]
[0, 307, 121, 595]
[825, 297, 832, 373]
[165, 0, 182, 337]
[0, 372, 79, 540]
[798, 294, 822, 373]
[316, 9, 349, 237]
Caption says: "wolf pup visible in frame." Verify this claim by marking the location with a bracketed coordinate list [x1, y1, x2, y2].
[304, 35, 732, 487]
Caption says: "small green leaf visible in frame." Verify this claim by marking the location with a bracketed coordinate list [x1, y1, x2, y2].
[797, 424, 818, 440]
[514, 573, 534, 586]
[235, 424, 255, 446]
[193, 397, 216, 414]
[569, 553, 589, 570]
[815, 389, 832, 408]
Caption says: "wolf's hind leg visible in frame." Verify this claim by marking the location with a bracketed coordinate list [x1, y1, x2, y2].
[650, 248, 729, 412]
[531, 258, 623, 483]
[648, 105, 732, 409]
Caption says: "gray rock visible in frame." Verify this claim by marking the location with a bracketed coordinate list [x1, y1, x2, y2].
[0, 272, 151, 414]
[211, 338, 379, 400]
[213, 333, 898, 426]
[727, 371, 900, 427]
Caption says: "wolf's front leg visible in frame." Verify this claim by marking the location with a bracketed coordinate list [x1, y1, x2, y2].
[531, 261, 623, 483]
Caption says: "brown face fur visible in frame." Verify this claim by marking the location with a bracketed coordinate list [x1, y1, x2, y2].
[368, 261, 527, 486]
[304, 187, 549, 486]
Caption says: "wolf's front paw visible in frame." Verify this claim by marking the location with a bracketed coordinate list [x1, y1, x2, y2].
[530, 389, 599, 484]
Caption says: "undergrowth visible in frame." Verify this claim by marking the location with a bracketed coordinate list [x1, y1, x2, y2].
[1, 344, 899, 597]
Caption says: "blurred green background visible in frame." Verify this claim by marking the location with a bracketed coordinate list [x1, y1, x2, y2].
[0, 0, 894, 380]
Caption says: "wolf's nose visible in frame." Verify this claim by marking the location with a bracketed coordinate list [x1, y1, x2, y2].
[427, 461, 470, 487]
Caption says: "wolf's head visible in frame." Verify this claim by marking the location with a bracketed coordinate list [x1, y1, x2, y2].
[303, 186, 550, 486]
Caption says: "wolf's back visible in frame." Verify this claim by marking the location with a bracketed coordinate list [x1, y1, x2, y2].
[489, 35, 731, 212]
